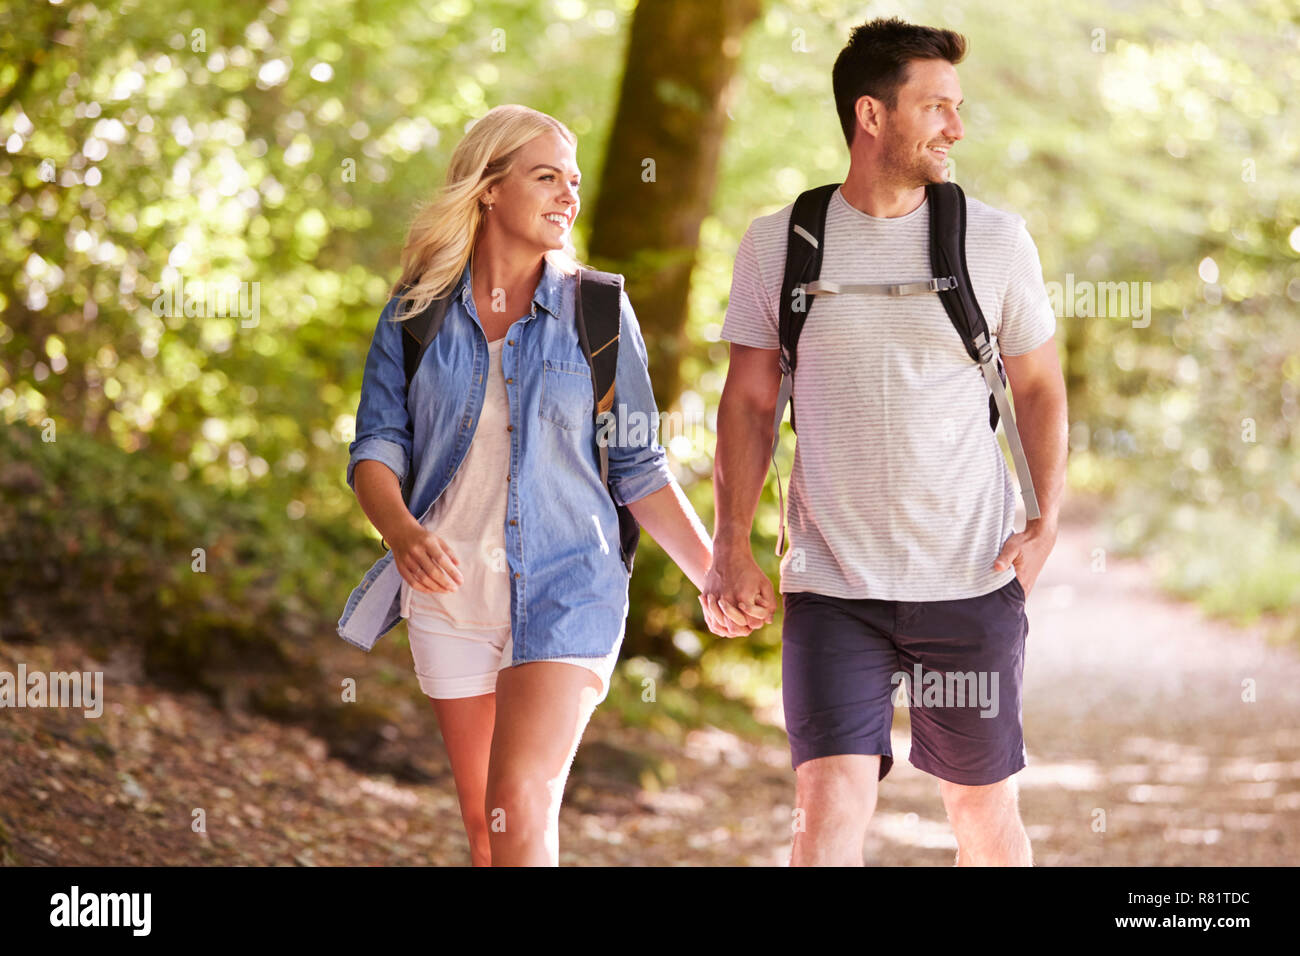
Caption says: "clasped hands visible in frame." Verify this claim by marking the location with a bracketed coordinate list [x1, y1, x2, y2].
[698, 549, 777, 638]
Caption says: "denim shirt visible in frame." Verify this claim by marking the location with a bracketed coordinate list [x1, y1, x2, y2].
[336, 257, 674, 660]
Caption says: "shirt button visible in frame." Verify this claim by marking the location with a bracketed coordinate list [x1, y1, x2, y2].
[506, 424, 513, 432]
[506, 475, 511, 482]
[514, 572, 521, 579]
[507, 339, 514, 346]
[509, 519, 517, 526]
[505, 377, 513, 384]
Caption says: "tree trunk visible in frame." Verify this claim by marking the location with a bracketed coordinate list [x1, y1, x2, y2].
[587, 0, 761, 412]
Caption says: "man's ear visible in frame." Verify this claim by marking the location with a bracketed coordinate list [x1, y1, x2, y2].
[855, 94, 885, 139]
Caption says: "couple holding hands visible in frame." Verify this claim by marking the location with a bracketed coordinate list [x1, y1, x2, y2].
[338, 16, 1067, 867]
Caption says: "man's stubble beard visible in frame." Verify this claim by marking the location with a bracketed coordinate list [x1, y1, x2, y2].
[879, 122, 947, 189]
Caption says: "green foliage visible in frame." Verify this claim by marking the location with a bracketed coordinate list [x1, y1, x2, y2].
[0, 420, 348, 679]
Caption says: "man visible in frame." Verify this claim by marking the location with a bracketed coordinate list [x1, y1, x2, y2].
[701, 17, 1068, 866]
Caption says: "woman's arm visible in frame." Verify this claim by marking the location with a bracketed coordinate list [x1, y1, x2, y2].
[347, 297, 415, 494]
[602, 290, 754, 636]
[598, 296, 706, 581]
[354, 459, 463, 593]
[625, 480, 754, 638]
[346, 298, 461, 593]
[353, 460, 422, 553]
[624, 479, 712, 590]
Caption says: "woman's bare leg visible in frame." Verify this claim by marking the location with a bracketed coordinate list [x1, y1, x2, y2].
[485, 661, 602, 866]
[430, 692, 497, 866]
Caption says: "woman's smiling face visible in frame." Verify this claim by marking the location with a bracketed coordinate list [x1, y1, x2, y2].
[481, 131, 581, 253]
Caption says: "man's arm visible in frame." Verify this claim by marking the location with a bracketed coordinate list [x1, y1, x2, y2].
[993, 336, 1069, 592]
[701, 343, 782, 631]
[714, 344, 781, 552]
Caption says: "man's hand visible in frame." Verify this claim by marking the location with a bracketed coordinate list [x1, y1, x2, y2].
[992, 517, 1057, 597]
[700, 547, 777, 638]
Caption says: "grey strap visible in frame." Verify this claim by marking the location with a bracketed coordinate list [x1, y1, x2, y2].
[975, 332, 1041, 520]
[803, 276, 957, 297]
[771, 370, 794, 555]
[792, 224, 819, 248]
[771, 366, 792, 460]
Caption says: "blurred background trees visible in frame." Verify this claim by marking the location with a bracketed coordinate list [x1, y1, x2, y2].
[2, 0, 1297, 724]
[588, 0, 761, 410]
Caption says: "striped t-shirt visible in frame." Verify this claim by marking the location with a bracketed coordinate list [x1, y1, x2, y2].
[720, 186, 1056, 601]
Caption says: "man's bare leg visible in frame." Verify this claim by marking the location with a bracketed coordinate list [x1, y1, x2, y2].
[790, 754, 881, 866]
[939, 775, 1032, 866]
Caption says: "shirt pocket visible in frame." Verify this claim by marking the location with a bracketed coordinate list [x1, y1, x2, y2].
[539, 358, 594, 430]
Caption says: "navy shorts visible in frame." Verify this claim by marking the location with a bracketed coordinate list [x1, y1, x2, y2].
[781, 576, 1028, 786]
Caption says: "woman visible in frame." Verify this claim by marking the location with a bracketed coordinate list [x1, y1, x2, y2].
[338, 104, 755, 865]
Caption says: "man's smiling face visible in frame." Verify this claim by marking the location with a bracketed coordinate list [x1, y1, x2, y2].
[877, 57, 965, 187]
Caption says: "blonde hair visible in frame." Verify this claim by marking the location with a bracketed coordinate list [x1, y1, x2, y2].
[389, 104, 583, 322]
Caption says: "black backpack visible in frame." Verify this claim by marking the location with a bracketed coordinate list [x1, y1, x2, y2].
[394, 268, 641, 573]
[769, 181, 1040, 555]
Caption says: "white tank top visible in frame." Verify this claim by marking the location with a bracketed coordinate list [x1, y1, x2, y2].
[400, 335, 512, 627]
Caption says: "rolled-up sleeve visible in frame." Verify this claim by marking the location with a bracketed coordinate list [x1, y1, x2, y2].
[346, 296, 413, 493]
[605, 289, 674, 506]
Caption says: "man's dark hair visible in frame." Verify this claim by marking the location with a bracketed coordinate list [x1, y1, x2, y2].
[832, 17, 967, 148]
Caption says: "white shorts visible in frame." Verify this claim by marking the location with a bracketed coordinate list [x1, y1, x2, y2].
[403, 589, 621, 703]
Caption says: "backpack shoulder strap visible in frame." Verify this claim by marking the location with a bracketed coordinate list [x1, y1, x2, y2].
[574, 270, 622, 428]
[575, 269, 640, 573]
[775, 183, 839, 446]
[399, 283, 453, 396]
[768, 183, 838, 555]
[928, 181, 1040, 519]
[926, 182, 989, 367]
[392, 282, 452, 507]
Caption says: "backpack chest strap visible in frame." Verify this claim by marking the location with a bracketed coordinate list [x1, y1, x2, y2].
[802, 276, 957, 297]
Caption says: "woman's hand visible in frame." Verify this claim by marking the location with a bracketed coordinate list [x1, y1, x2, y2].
[700, 593, 761, 639]
[389, 522, 465, 594]
[700, 547, 776, 639]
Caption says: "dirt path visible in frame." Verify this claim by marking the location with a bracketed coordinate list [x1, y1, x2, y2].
[568, 501, 1300, 866]
[847, 505, 1300, 865]
[2, 504, 1297, 866]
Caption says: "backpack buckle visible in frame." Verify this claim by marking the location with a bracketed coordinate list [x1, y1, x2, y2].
[974, 332, 995, 365]
[778, 348, 792, 376]
[932, 276, 958, 292]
